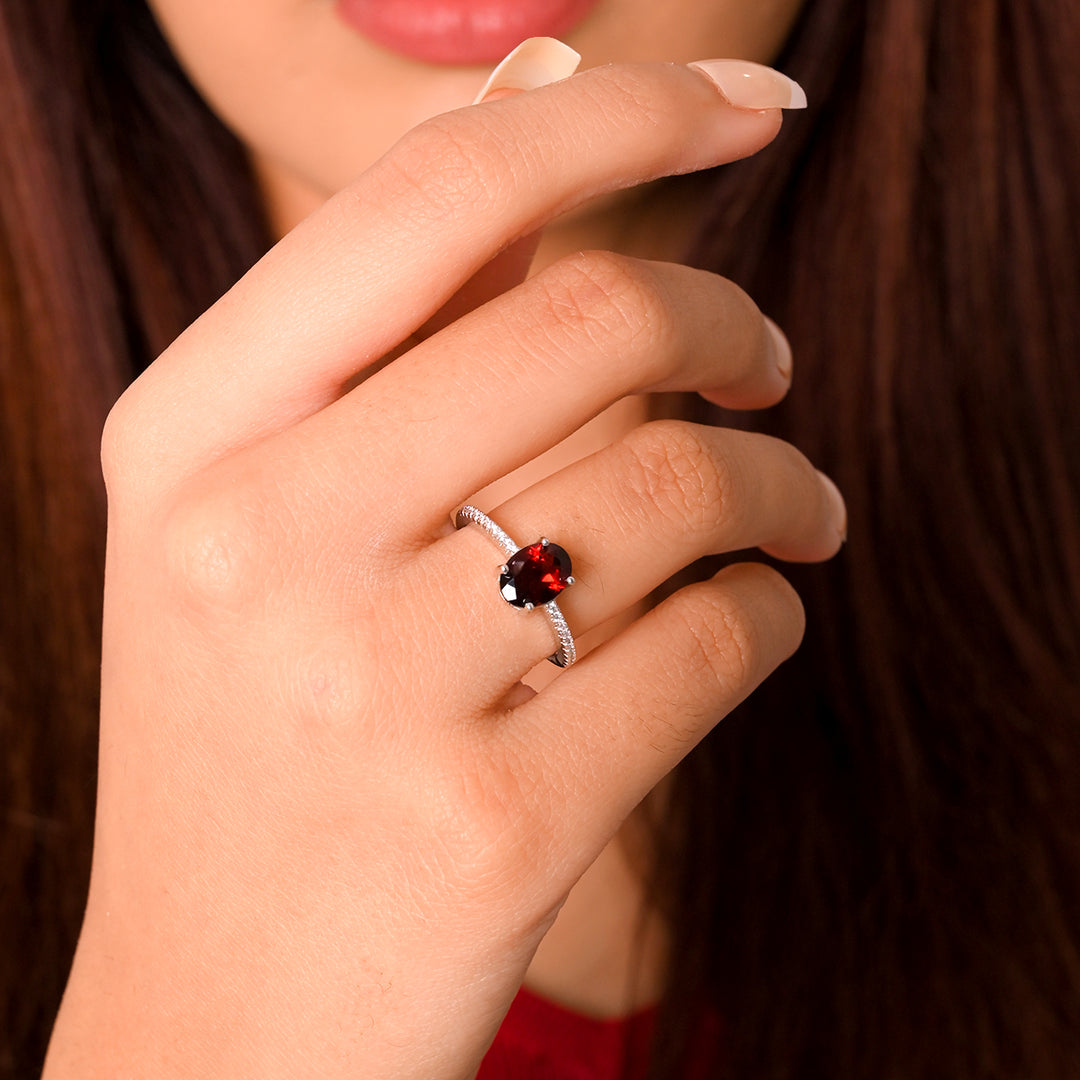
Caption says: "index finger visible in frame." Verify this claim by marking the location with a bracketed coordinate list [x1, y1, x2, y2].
[113, 59, 795, 487]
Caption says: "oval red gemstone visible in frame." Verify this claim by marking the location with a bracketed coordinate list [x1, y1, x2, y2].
[499, 540, 572, 608]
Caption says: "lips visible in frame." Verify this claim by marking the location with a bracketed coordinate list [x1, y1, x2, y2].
[335, 0, 601, 65]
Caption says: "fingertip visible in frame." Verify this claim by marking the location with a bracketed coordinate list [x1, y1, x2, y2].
[695, 313, 793, 411]
[759, 464, 847, 565]
[763, 316, 793, 382]
[815, 470, 848, 546]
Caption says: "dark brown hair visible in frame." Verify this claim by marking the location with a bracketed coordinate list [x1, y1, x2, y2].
[650, 0, 1080, 1075]
[0, 1, 269, 1072]
[2, 0, 1079, 1077]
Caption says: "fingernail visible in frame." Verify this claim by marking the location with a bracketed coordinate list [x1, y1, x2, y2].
[472, 37, 581, 104]
[687, 59, 807, 111]
[816, 471, 848, 543]
[764, 316, 793, 381]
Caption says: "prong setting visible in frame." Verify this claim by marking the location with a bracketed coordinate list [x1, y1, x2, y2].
[453, 505, 577, 668]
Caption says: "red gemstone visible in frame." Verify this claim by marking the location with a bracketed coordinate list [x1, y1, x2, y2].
[499, 540, 572, 608]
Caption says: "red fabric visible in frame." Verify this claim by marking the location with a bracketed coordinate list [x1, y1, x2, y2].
[478, 986, 722, 1079]
[477, 987, 657, 1080]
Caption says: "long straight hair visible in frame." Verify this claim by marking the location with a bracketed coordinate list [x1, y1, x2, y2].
[649, 0, 1080, 1075]
[0, 2, 269, 1072]
[2, 1, 1079, 1078]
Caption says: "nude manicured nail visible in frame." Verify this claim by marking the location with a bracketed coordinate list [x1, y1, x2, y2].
[473, 37, 582, 104]
[817, 471, 848, 543]
[764, 316, 793, 381]
[687, 59, 807, 111]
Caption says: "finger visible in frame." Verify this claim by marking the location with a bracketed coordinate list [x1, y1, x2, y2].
[410, 73, 550, 340]
[112, 61, 789, 484]
[418, 421, 842, 699]
[509, 562, 805, 854]
[297, 82, 551, 390]
[286, 255, 791, 534]
[351, 230, 542, 383]
[416, 230, 542, 341]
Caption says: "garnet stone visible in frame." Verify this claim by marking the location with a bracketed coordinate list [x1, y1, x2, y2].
[499, 539, 573, 609]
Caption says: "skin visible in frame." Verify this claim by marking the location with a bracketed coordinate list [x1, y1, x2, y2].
[144, 0, 807, 234]
[143, 0, 805, 610]
[137, 0, 809, 1019]
[44, 5, 845, 1077]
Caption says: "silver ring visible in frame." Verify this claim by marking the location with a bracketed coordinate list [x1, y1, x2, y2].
[454, 505, 577, 668]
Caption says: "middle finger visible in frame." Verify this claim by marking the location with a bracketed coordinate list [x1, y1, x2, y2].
[291, 253, 790, 535]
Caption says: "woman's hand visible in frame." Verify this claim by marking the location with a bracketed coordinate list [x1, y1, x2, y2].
[46, 60, 844, 1079]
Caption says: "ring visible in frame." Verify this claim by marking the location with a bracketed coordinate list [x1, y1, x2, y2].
[454, 505, 577, 668]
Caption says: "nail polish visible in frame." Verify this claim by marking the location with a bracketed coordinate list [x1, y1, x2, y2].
[473, 37, 582, 104]
[687, 59, 807, 111]
[764, 316, 793, 381]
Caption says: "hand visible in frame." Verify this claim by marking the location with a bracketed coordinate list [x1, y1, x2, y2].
[47, 61, 844, 1079]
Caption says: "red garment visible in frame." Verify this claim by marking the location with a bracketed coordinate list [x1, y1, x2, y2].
[478, 987, 721, 1079]
[477, 987, 657, 1080]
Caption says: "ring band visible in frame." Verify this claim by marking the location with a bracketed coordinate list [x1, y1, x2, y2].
[454, 504, 577, 668]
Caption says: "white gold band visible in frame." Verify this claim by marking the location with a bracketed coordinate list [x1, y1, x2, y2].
[454, 504, 577, 668]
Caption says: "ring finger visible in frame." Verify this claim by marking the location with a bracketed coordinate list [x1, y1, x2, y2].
[420, 418, 845, 702]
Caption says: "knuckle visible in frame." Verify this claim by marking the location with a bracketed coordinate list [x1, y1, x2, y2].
[537, 251, 673, 360]
[373, 113, 513, 221]
[622, 420, 732, 534]
[162, 482, 278, 620]
[671, 564, 807, 694]
[672, 584, 759, 691]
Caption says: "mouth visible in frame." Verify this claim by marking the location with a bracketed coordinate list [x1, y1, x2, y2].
[334, 0, 602, 65]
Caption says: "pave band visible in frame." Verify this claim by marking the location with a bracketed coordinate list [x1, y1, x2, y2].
[454, 504, 577, 668]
